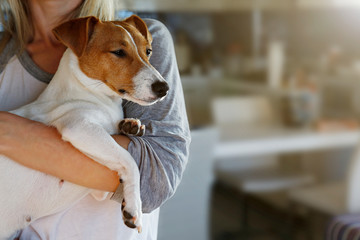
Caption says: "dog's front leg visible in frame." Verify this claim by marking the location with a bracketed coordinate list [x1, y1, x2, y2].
[53, 117, 142, 232]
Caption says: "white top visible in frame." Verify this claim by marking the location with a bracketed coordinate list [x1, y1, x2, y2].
[20, 196, 159, 240]
[0, 56, 47, 111]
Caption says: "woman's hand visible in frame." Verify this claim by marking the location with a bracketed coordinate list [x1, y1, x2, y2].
[0, 111, 130, 192]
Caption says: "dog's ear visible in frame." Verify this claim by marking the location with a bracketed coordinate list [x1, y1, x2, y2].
[123, 15, 152, 44]
[52, 16, 99, 57]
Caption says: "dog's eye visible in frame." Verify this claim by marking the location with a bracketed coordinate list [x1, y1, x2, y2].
[146, 49, 152, 57]
[111, 49, 126, 58]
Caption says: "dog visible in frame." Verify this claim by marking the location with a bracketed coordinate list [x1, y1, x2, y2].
[0, 15, 169, 239]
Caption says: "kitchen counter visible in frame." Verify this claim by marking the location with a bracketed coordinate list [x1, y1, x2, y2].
[214, 126, 360, 158]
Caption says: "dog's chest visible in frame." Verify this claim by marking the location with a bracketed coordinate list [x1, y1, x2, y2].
[14, 97, 124, 135]
[53, 101, 124, 134]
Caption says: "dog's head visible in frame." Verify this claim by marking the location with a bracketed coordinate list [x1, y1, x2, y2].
[52, 15, 168, 106]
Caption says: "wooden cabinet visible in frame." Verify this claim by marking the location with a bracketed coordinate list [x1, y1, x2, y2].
[126, 0, 293, 12]
[297, 0, 360, 9]
[124, 0, 360, 12]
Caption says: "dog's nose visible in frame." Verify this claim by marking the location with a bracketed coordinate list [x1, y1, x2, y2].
[151, 81, 169, 98]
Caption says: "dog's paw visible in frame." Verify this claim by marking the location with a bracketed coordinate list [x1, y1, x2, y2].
[119, 118, 145, 137]
[122, 194, 142, 233]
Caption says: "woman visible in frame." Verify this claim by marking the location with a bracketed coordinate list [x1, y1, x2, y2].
[0, 0, 190, 239]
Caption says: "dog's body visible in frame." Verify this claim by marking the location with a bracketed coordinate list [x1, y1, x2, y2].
[0, 15, 168, 239]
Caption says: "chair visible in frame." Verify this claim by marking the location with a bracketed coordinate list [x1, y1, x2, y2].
[326, 214, 360, 240]
[288, 143, 360, 223]
[288, 147, 360, 240]
[211, 95, 315, 238]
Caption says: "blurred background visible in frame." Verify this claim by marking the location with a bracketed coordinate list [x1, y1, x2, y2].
[4, 0, 360, 239]
[1, 0, 359, 239]
[117, 0, 360, 239]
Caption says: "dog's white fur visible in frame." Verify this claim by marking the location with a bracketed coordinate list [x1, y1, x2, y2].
[0, 40, 165, 238]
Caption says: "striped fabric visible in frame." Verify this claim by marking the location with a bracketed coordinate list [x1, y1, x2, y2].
[327, 214, 360, 240]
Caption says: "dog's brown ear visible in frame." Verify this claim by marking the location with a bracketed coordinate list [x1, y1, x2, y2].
[52, 16, 99, 57]
[124, 15, 152, 44]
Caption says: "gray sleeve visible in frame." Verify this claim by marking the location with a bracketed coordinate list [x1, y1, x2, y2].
[111, 19, 191, 213]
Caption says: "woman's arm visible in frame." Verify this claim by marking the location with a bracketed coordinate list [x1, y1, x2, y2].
[0, 111, 126, 192]
[111, 19, 191, 213]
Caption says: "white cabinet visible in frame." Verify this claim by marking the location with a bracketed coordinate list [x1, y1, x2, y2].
[157, 128, 218, 240]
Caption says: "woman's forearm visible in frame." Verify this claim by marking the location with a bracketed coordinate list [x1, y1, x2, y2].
[0, 112, 131, 192]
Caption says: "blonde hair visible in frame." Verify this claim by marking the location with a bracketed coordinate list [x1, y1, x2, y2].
[0, 0, 117, 52]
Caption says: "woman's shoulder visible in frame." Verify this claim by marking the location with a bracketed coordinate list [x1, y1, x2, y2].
[144, 19, 169, 35]
[144, 18, 173, 45]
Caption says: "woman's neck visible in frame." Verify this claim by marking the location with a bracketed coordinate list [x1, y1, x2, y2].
[26, 0, 83, 74]
[28, 0, 83, 45]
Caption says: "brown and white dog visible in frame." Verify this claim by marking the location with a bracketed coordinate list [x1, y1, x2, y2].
[0, 15, 168, 239]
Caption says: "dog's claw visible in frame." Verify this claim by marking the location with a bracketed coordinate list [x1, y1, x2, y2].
[138, 125, 145, 136]
[123, 210, 133, 220]
[119, 118, 145, 136]
[125, 220, 137, 229]
[121, 199, 125, 210]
